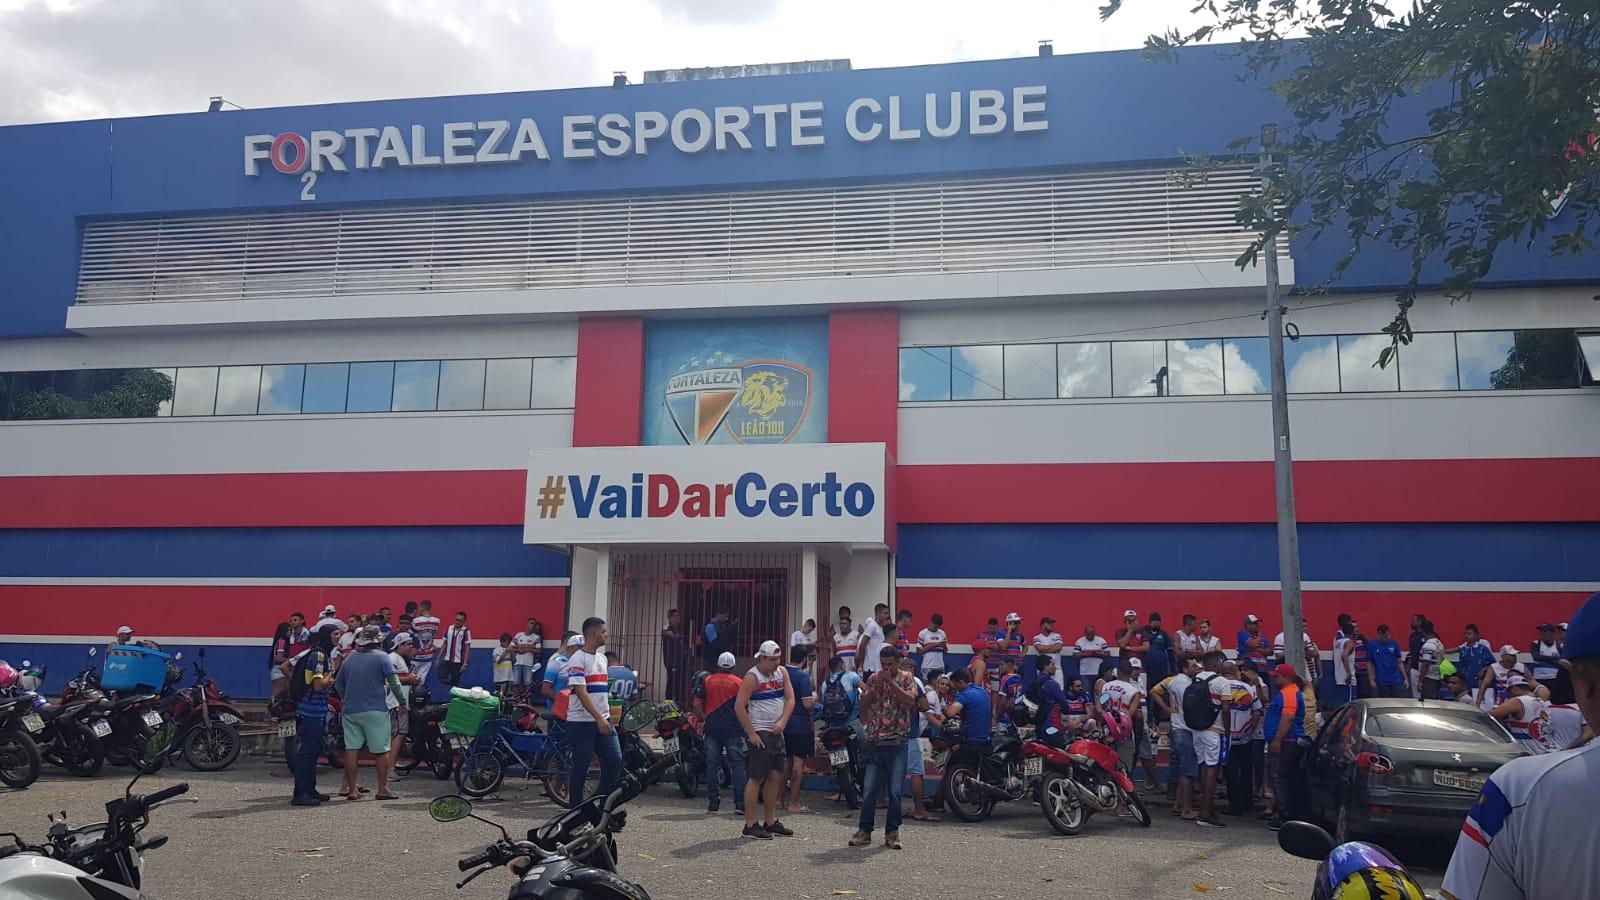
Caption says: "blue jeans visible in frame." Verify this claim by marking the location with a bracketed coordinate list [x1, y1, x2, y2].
[512, 663, 538, 686]
[703, 730, 748, 806]
[1377, 681, 1409, 698]
[565, 720, 622, 806]
[858, 742, 906, 836]
[293, 715, 325, 798]
[1170, 728, 1198, 780]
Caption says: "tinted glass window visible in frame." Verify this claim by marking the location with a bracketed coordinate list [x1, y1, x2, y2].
[439, 359, 487, 410]
[1166, 339, 1224, 396]
[530, 357, 576, 408]
[1285, 335, 1340, 393]
[951, 346, 1003, 400]
[258, 364, 305, 414]
[215, 365, 262, 415]
[1455, 331, 1515, 389]
[1112, 340, 1167, 397]
[302, 363, 349, 414]
[1364, 710, 1512, 743]
[1399, 332, 1459, 391]
[1057, 342, 1110, 398]
[900, 347, 952, 401]
[483, 358, 532, 409]
[1577, 333, 1600, 382]
[1338, 335, 1398, 392]
[347, 362, 395, 413]
[392, 361, 440, 411]
[173, 367, 219, 416]
[1003, 344, 1056, 399]
[1501, 329, 1580, 389]
[1224, 338, 1269, 395]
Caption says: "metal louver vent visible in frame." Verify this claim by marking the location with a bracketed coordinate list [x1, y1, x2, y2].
[76, 165, 1260, 305]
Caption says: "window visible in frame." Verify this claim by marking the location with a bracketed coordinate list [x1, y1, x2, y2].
[439, 359, 487, 411]
[258, 364, 306, 414]
[215, 365, 262, 415]
[392, 361, 441, 411]
[1223, 338, 1269, 395]
[1003, 344, 1056, 399]
[1456, 331, 1515, 390]
[346, 362, 395, 413]
[1056, 342, 1110, 398]
[1398, 332, 1458, 391]
[172, 367, 219, 416]
[531, 357, 577, 408]
[484, 358, 533, 409]
[1112, 340, 1166, 397]
[1364, 710, 1513, 744]
[1499, 329, 1580, 389]
[951, 346, 1002, 400]
[1166, 339, 1224, 396]
[900, 347, 952, 401]
[1337, 335, 1398, 392]
[302, 363, 349, 414]
[1580, 333, 1600, 383]
[1284, 335, 1339, 393]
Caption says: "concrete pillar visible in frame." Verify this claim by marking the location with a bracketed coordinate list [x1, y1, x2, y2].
[801, 545, 819, 632]
[593, 545, 612, 624]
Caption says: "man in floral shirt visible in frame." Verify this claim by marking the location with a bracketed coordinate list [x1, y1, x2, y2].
[848, 647, 920, 851]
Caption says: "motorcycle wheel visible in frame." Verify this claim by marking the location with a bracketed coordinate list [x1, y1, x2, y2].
[940, 760, 992, 822]
[1120, 787, 1152, 827]
[125, 724, 166, 774]
[456, 749, 505, 798]
[836, 764, 860, 810]
[181, 722, 241, 771]
[1038, 773, 1086, 836]
[324, 727, 346, 769]
[0, 730, 43, 789]
[60, 725, 105, 777]
[429, 740, 455, 781]
[674, 759, 699, 798]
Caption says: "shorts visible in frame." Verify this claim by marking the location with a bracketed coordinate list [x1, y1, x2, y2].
[1193, 729, 1225, 767]
[1133, 719, 1155, 760]
[1114, 739, 1136, 772]
[1170, 727, 1199, 778]
[906, 736, 926, 776]
[389, 706, 409, 738]
[746, 731, 784, 780]
[784, 731, 815, 759]
[343, 709, 392, 754]
[270, 667, 287, 682]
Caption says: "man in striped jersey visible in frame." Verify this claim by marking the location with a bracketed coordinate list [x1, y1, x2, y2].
[437, 611, 471, 688]
[736, 640, 795, 840]
[565, 616, 622, 806]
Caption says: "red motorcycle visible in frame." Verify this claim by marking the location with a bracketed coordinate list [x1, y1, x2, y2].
[1025, 724, 1151, 835]
[158, 648, 245, 771]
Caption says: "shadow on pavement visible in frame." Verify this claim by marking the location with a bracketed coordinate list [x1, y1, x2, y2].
[667, 836, 746, 860]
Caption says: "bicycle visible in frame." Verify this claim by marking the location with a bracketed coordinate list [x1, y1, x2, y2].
[452, 716, 596, 808]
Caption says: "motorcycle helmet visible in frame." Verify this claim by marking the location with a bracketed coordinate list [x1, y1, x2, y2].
[1314, 841, 1428, 900]
[1100, 708, 1133, 742]
[0, 660, 16, 689]
[16, 663, 43, 693]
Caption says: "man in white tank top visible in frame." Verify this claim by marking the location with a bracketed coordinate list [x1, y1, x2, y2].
[1475, 645, 1531, 709]
[736, 640, 795, 841]
[1488, 676, 1547, 752]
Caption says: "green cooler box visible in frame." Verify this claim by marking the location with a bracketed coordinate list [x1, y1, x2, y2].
[443, 693, 501, 736]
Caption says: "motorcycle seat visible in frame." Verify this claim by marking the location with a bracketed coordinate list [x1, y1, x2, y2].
[111, 694, 157, 712]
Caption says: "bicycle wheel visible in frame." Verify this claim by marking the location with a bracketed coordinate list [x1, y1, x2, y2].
[456, 749, 505, 798]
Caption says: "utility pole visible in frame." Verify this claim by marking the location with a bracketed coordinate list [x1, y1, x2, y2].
[1259, 124, 1309, 680]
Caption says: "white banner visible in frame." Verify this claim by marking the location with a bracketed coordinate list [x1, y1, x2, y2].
[523, 443, 887, 546]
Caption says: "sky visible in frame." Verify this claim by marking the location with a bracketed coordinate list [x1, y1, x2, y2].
[0, 0, 1211, 125]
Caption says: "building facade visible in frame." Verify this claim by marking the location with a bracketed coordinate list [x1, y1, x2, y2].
[2, 47, 1597, 697]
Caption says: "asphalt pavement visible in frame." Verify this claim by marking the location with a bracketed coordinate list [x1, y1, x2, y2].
[1, 761, 1454, 899]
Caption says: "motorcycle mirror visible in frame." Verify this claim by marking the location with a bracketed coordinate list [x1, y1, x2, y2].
[429, 795, 474, 823]
[89, 647, 99, 658]
[1277, 820, 1338, 861]
[199, 648, 206, 659]
[174, 651, 184, 661]
[19, 660, 28, 667]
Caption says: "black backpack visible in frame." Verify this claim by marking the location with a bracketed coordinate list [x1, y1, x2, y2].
[1182, 673, 1222, 731]
[288, 651, 324, 703]
[821, 672, 853, 724]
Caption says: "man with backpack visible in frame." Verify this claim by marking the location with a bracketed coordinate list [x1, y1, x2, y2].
[1187, 650, 1233, 828]
[288, 626, 337, 807]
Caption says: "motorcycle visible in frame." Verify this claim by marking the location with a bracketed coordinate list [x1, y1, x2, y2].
[0, 675, 44, 789]
[818, 721, 864, 810]
[0, 735, 194, 898]
[1277, 821, 1431, 900]
[1025, 725, 1151, 835]
[938, 720, 1030, 822]
[654, 702, 705, 799]
[24, 660, 111, 777]
[396, 684, 456, 780]
[430, 753, 675, 899]
[618, 700, 665, 789]
[158, 648, 245, 772]
[60, 648, 173, 773]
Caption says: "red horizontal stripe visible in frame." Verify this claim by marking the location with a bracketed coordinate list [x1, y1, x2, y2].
[894, 586, 1589, 652]
[2, 456, 1597, 528]
[1, 584, 565, 638]
[898, 457, 1600, 524]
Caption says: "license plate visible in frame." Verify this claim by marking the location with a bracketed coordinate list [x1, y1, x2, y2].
[1023, 757, 1043, 777]
[662, 737, 679, 754]
[829, 748, 850, 766]
[1433, 770, 1487, 792]
[21, 713, 44, 733]
[141, 711, 163, 728]
[91, 720, 113, 737]
[218, 713, 241, 725]
[278, 721, 297, 738]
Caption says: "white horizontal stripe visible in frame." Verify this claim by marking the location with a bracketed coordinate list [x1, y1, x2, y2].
[0, 634, 566, 650]
[0, 577, 569, 587]
[896, 578, 1594, 593]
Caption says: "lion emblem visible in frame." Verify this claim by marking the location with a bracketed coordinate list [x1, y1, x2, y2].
[738, 370, 789, 420]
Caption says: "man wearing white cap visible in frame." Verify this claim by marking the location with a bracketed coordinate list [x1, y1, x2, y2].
[1237, 614, 1271, 677]
[106, 625, 136, 655]
[313, 605, 343, 634]
[541, 633, 585, 719]
[1475, 645, 1532, 711]
[695, 650, 749, 816]
[736, 640, 795, 840]
[1488, 675, 1548, 752]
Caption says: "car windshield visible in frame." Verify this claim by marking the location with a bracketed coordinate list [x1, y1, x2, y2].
[1365, 709, 1513, 743]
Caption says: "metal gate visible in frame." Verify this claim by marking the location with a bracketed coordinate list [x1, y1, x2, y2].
[610, 550, 802, 705]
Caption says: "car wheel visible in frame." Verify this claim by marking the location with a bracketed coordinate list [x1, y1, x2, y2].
[1335, 798, 1358, 845]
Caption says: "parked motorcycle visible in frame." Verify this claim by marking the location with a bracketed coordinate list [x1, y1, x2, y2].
[654, 702, 705, 799]
[819, 722, 864, 809]
[1025, 726, 1151, 835]
[159, 648, 245, 772]
[938, 721, 1030, 822]
[0, 737, 193, 898]
[431, 753, 674, 899]
[0, 676, 44, 789]
[396, 684, 456, 780]
[618, 700, 666, 788]
[1277, 821, 1430, 900]
[26, 660, 111, 777]
[59, 647, 171, 773]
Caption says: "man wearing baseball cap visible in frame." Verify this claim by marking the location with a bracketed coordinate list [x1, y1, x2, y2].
[1237, 614, 1271, 677]
[106, 625, 136, 654]
[736, 640, 795, 839]
[694, 650, 747, 816]
[1442, 592, 1600, 900]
